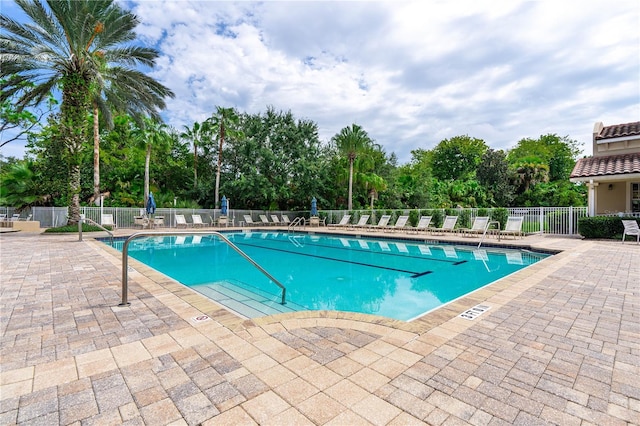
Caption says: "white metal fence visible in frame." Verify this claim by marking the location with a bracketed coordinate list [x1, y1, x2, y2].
[1, 205, 591, 235]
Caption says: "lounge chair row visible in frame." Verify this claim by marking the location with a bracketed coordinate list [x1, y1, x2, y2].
[327, 214, 525, 239]
[243, 214, 291, 226]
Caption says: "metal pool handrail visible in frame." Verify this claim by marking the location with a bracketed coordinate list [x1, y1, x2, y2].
[119, 231, 286, 306]
[79, 216, 114, 245]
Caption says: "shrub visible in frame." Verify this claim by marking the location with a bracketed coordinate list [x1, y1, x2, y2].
[44, 224, 113, 233]
[459, 210, 471, 229]
[429, 209, 444, 228]
[408, 210, 420, 227]
[578, 216, 639, 239]
[490, 208, 509, 230]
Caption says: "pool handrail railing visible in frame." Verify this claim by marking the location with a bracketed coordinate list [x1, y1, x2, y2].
[119, 231, 286, 306]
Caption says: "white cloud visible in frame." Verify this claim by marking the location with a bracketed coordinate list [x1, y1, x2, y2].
[2, 0, 638, 163]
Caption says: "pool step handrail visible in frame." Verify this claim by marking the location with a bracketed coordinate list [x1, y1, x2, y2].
[79, 216, 114, 245]
[478, 220, 501, 248]
[288, 216, 305, 231]
[120, 231, 286, 306]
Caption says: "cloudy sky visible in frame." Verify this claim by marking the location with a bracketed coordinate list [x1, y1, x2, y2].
[2, 0, 639, 163]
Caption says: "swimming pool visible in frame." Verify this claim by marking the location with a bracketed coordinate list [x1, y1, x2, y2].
[111, 231, 549, 321]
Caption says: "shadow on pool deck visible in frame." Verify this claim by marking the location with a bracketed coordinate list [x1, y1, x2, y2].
[0, 229, 638, 425]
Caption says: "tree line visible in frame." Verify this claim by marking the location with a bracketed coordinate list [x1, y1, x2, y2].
[0, 1, 586, 221]
[2, 104, 586, 212]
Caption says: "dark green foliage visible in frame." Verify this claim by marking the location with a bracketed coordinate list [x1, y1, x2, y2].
[428, 209, 444, 228]
[408, 209, 419, 227]
[458, 209, 471, 228]
[445, 208, 457, 217]
[44, 223, 113, 233]
[431, 135, 488, 181]
[490, 208, 509, 230]
[578, 217, 639, 239]
[477, 149, 514, 207]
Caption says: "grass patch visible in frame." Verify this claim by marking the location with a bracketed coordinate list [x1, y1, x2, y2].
[44, 224, 114, 233]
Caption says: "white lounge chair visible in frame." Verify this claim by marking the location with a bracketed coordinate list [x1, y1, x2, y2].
[622, 220, 640, 244]
[368, 215, 391, 230]
[153, 216, 164, 228]
[349, 214, 370, 230]
[175, 214, 189, 228]
[328, 214, 351, 228]
[461, 216, 490, 237]
[259, 214, 274, 225]
[413, 216, 432, 233]
[9, 214, 20, 221]
[101, 214, 116, 229]
[191, 214, 206, 228]
[270, 215, 282, 225]
[243, 215, 262, 226]
[430, 216, 458, 235]
[282, 215, 291, 224]
[134, 215, 149, 228]
[500, 217, 524, 239]
[386, 215, 409, 232]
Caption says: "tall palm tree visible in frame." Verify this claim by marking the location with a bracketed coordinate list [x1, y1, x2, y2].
[1, 0, 172, 224]
[207, 107, 242, 208]
[91, 55, 174, 203]
[132, 118, 172, 207]
[332, 124, 373, 210]
[180, 120, 210, 188]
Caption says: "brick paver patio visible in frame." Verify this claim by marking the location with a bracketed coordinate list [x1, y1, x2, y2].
[1, 229, 638, 425]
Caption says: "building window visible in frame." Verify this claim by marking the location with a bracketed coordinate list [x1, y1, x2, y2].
[632, 183, 640, 213]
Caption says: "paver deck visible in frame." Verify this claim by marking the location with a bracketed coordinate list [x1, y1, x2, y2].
[1, 228, 638, 425]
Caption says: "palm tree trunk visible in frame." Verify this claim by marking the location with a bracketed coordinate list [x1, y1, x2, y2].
[348, 159, 354, 210]
[93, 103, 100, 203]
[61, 74, 90, 225]
[69, 163, 81, 224]
[214, 124, 225, 208]
[194, 141, 198, 188]
[144, 143, 151, 208]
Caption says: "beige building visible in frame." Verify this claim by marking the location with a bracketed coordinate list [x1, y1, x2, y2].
[570, 121, 640, 216]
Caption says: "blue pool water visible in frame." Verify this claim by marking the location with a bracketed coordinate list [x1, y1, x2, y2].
[111, 231, 549, 321]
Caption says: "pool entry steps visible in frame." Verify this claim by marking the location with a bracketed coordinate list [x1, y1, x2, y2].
[192, 279, 306, 318]
[118, 231, 287, 307]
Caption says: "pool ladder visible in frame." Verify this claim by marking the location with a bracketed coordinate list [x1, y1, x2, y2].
[119, 231, 286, 306]
[287, 216, 305, 232]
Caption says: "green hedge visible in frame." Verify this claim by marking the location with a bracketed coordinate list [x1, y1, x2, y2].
[578, 216, 639, 239]
[44, 224, 114, 233]
[490, 208, 509, 230]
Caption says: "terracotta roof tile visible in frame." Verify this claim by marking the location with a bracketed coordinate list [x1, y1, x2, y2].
[596, 121, 640, 140]
[570, 153, 640, 178]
